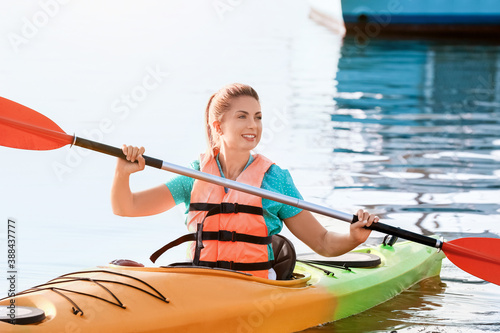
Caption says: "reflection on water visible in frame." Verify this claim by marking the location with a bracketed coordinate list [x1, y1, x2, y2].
[298, 36, 500, 332]
[327, 38, 500, 237]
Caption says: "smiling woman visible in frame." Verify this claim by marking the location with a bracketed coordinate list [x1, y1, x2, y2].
[110, 83, 380, 279]
[204, 83, 263, 167]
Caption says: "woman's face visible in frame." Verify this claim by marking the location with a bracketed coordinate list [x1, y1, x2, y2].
[217, 96, 262, 153]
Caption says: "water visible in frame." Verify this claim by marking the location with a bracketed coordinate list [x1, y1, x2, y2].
[0, 1, 499, 331]
[329, 38, 500, 231]
[299, 36, 500, 332]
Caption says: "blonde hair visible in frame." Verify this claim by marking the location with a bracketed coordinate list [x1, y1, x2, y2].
[205, 83, 260, 156]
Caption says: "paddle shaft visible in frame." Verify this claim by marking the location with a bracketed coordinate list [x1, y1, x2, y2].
[74, 137, 442, 249]
[5, 96, 500, 284]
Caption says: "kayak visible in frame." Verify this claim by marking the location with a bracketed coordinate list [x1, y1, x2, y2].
[0, 240, 444, 332]
[0, 239, 444, 332]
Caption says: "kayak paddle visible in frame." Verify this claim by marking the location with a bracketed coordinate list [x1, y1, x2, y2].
[1, 96, 500, 285]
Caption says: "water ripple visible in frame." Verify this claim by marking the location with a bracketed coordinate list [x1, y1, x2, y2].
[327, 38, 500, 230]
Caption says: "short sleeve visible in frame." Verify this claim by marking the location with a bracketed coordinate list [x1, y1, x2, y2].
[261, 164, 303, 222]
[165, 160, 199, 211]
[275, 168, 303, 220]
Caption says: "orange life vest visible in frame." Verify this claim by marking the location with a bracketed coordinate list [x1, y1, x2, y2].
[186, 153, 274, 278]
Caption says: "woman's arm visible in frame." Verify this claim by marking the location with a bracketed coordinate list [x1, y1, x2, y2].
[284, 209, 379, 257]
[111, 145, 176, 217]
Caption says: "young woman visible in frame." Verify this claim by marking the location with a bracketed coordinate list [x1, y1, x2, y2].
[111, 83, 379, 279]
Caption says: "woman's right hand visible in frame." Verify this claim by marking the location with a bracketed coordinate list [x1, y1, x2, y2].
[116, 145, 146, 175]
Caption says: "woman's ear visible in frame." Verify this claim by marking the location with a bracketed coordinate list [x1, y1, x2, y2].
[213, 121, 223, 135]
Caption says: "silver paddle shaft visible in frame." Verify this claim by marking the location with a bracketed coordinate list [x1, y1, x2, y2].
[161, 160, 361, 222]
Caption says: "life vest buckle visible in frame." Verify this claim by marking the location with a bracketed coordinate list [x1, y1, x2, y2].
[217, 230, 237, 242]
[220, 202, 239, 214]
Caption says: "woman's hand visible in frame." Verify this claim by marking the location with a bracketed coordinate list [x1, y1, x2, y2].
[111, 144, 176, 217]
[116, 145, 146, 175]
[349, 209, 380, 244]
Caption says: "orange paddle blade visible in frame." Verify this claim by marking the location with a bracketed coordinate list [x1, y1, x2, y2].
[442, 237, 500, 285]
[0, 97, 73, 150]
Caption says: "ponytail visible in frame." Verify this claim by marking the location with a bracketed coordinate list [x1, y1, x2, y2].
[204, 93, 218, 157]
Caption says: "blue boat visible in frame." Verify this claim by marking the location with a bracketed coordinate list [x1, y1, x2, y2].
[340, 0, 500, 37]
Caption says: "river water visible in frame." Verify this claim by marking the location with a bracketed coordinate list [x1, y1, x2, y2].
[0, 1, 499, 332]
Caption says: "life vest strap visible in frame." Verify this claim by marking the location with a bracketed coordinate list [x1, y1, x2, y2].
[198, 260, 274, 271]
[149, 231, 272, 263]
[189, 202, 263, 216]
[150, 233, 197, 263]
[203, 230, 272, 245]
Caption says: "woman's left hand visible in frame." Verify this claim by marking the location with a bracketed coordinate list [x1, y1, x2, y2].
[349, 209, 380, 244]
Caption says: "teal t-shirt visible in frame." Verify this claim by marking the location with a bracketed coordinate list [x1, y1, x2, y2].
[165, 155, 304, 259]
